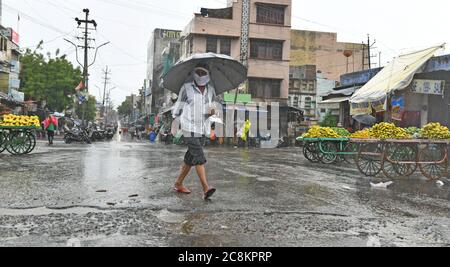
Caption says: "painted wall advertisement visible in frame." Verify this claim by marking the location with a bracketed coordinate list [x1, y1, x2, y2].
[391, 95, 405, 121]
[350, 102, 371, 116]
[350, 98, 387, 116]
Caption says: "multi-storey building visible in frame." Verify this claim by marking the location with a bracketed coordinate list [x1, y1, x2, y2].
[147, 29, 182, 115]
[180, 0, 292, 136]
[0, 25, 21, 100]
[289, 65, 317, 119]
[291, 29, 365, 82]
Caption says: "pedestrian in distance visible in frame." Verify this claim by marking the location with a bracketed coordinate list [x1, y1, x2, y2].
[43, 114, 58, 146]
[172, 64, 217, 201]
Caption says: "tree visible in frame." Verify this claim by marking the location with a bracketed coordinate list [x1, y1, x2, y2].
[76, 96, 97, 122]
[19, 42, 82, 112]
[118, 98, 132, 117]
[320, 111, 338, 128]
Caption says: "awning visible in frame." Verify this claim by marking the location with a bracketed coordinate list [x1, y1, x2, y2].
[320, 97, 350, 104]
[329, 85, 362, 96]
[350, 44, 445, 104]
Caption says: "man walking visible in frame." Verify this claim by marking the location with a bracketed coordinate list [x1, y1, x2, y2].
[172, 65, 217, 201]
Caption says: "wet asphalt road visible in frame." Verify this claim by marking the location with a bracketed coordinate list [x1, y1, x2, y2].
[0, 136, 449, 247]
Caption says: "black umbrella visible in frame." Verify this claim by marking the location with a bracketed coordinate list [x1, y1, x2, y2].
[163, 53, 248, 95]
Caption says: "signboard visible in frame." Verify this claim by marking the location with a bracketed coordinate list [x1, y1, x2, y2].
[391, 95, 405, 121]
[350, 102, 371, 116]
[10, 60, 20, 73]
[159, 29, 181, 39]
[9, 89, 24, 102]
[224, 93, 252, 104]
[9, 78, 21, 89]
[411, 79, 445, 95]
[371, 98, 387, 113]
[10, 29, 19, 45]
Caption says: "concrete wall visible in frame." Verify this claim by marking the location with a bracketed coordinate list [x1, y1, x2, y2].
[291, 30, 365, 81]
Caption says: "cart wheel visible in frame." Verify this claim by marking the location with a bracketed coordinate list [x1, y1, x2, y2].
[25, 131, 37, 154]
[0, 132, 6, 154]
[318, 141, 338, 164]
[343, 142, 358, 164]
[382, 143, 417, 179]
[393, 144, 418, 177]
[356, 143, 383, 177]
[303, 142, 320, 163]
[8, 131, 34, 155]
[418, 144, 448, 181]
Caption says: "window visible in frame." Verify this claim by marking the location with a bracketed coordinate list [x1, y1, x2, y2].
[250, 39, 283, 60]
[206, 37, 231, 56]
[249, 78, 281, 98]
[206, 37, 218, 53]
[305, 97, 312, 109]
[256, 4, 285, 25]
[0, 37, 7, 52]
[294, 97, 300, 108]
[220, 38, 231, 56]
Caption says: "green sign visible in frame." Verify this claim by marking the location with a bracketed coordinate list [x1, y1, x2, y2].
[224, 93, 252, 104]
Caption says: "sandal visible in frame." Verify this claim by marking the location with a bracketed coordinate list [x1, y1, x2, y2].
[173, 186, 192, 194]
[204, 188, 216, 200]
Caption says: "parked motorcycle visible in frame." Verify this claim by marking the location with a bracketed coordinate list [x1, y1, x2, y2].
[105, 128, 115, 140]
[63, 119, 91, 144]
[276, 137, 290, 148]
[88, 124, 106, 142]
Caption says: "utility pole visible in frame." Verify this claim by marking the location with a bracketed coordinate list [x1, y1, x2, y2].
[65, 9, 109, 127]
[379, 52, 382, 68]
[362, 41, 365, 71]
[105, 87, 115, 126]
[102, 66, 111, 126]
[367, 35, 371, 70]
[77, 9, 97, 126]
[142, 79, 147, 118]
[366, 34, 376, 70]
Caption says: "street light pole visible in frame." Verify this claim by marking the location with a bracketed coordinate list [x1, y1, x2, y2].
[67, 9, 109, 126]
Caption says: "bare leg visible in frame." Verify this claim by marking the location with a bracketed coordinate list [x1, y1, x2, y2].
[195, 165, 210, 193]
[175, 163, 192, 188]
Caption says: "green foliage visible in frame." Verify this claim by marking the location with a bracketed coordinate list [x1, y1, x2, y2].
[320, 111, 338, 128]
[19, 43, 82, 112]
[118, 98, 132, 117]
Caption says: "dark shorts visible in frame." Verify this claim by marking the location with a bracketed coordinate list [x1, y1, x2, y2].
[184, 135, 207, 166]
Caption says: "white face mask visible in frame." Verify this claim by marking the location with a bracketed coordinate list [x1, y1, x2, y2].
[194, 73, 210, 86]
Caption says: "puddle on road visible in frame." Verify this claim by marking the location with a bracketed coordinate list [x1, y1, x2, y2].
[0, 207, 113, 216]
[156, 209, 185, 224]
[302, 183, 333, 197]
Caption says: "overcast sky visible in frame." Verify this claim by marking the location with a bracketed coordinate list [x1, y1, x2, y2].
[2, 0, 449, 107]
